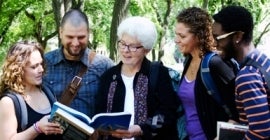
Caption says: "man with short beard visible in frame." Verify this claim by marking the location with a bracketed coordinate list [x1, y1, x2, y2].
[213, 5, 270, 139]
[43, 9, 114, 118]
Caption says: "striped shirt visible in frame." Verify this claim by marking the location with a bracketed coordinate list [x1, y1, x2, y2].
[235, 49, 270, 139]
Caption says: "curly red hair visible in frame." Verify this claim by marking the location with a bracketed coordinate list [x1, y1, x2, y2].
[0, 41, 44, 95]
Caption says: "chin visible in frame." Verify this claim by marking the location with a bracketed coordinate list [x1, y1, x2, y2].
[36, 81, 42, 86]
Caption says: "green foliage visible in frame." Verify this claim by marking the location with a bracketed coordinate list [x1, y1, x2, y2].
[0, 0, 33, 62]
[1, 0, 270, 66]
[0, 0, 54, 65]
[84, 0, 114, 48]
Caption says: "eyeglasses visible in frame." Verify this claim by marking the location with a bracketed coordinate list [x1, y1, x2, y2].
[117, 40, 143, 52]
[215, 31, 236, 41]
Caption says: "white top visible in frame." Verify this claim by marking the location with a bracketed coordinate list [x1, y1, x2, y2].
[121, 74, 135, 140]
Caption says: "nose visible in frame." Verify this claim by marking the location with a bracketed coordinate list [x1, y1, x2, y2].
[38, 65, 44, 73]
[174, 36, 181, 44]
[71, 38, 79, 46]
[123, 45, 130, 52]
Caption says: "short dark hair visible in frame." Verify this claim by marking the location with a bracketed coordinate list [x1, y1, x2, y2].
[213, 5, 254, 43]
[60, 9, 89, 29]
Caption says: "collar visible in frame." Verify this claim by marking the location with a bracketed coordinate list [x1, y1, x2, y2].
[115, 57, 151, 75]
[240, 49, 260, 68]
[51, 46, 92, 66]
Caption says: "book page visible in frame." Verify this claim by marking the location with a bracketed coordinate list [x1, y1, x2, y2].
[51, 102, 91, 124]
[53, 108, 95, 135]
[50, 102, 131, 133]
[217, 121, 248, 140]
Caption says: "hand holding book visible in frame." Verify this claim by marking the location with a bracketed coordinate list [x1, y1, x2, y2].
[50, 102, 132, 140]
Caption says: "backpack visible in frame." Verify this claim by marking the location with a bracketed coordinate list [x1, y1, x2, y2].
[200, 52, 232, 117]
[149, 61, 187, 140]
[150, 61, 180, 93]
[0, 86, 56, 132]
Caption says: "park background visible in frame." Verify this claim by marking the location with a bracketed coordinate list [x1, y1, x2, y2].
[1, 0, 270, 72]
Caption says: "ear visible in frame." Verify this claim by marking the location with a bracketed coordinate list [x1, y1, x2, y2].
[144, 49, 151, 55]
[233, 31, 244, 44]
[59, 27, 63, 39]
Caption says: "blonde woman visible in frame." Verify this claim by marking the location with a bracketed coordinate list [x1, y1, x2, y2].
[0, 41, 63, 140]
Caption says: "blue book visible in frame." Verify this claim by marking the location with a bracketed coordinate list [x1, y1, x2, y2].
[50, 101, 131, 138]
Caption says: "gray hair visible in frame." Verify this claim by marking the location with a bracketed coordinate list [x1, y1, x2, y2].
[117, 16, 157, 50]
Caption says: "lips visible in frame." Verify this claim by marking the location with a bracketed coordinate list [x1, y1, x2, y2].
[123, 55, 132, 58]
[36, 75, 43, 80]
[178, 45, 184, 52]
[72, 46, 80, 52]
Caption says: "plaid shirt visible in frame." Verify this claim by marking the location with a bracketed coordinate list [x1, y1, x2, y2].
[43, 47, 114, 117]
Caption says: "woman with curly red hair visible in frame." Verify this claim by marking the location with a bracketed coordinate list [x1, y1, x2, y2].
[0, 41, 63, 140]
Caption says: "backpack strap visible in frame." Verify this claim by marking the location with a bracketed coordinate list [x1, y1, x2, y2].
[149, 61, 162, 92]
[200, 52, 232, 117]
[245, 59, 270, 91]
[0, 92, 27, 131]
[0, 87, 56, 132]
[42, 85, 56, 103]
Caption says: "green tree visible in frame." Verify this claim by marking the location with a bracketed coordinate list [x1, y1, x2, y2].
[1, 0, 270, 65]
[109, 0, 130, 60]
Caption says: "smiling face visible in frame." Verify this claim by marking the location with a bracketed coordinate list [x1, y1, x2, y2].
[23, 50, 44, 87]
[212, 22, 236, 59]
[59, 21, 89, 60]
[174, 22, 200, 56]
[118, 33, 149, 67]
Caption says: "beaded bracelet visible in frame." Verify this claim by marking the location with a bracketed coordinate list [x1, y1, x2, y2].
[33, 122, 42, 133]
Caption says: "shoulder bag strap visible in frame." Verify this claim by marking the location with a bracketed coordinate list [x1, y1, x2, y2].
[59, 51, 96, 106]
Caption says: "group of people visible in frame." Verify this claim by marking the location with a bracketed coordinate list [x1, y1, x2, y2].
[0, 4, 269, 140]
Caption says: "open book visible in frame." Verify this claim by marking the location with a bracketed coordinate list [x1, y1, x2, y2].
[50, 102, 132, 139]
[217, 121, 248, 140]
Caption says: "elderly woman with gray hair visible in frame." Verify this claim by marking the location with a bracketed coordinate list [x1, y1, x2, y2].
[95, 16, 180, 140]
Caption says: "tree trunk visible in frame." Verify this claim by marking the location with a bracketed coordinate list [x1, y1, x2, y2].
[52, 0, 63, 47]
[109, 0, 130, 61]
[0, 6, 26, 45]
[152, 0, 172, 61]
[202, 0, 209, 10]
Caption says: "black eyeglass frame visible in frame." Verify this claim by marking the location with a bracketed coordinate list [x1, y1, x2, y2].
[117, 40, 143, 52]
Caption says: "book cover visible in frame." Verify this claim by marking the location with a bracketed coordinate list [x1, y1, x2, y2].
[217, 121, 248, 140]
[50, 101, 132, 137]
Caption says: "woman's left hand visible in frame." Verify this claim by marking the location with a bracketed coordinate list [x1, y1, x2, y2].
[37, 115, 63, 135]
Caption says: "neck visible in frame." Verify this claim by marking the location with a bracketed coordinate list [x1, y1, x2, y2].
[190, 48, 201, 60]
[236, 42, 255, 62]
[121, 64, 141, 77]
[24, 85, 40, 95]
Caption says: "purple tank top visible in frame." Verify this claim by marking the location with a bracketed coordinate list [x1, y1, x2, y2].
[178, 76, 207, 140]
